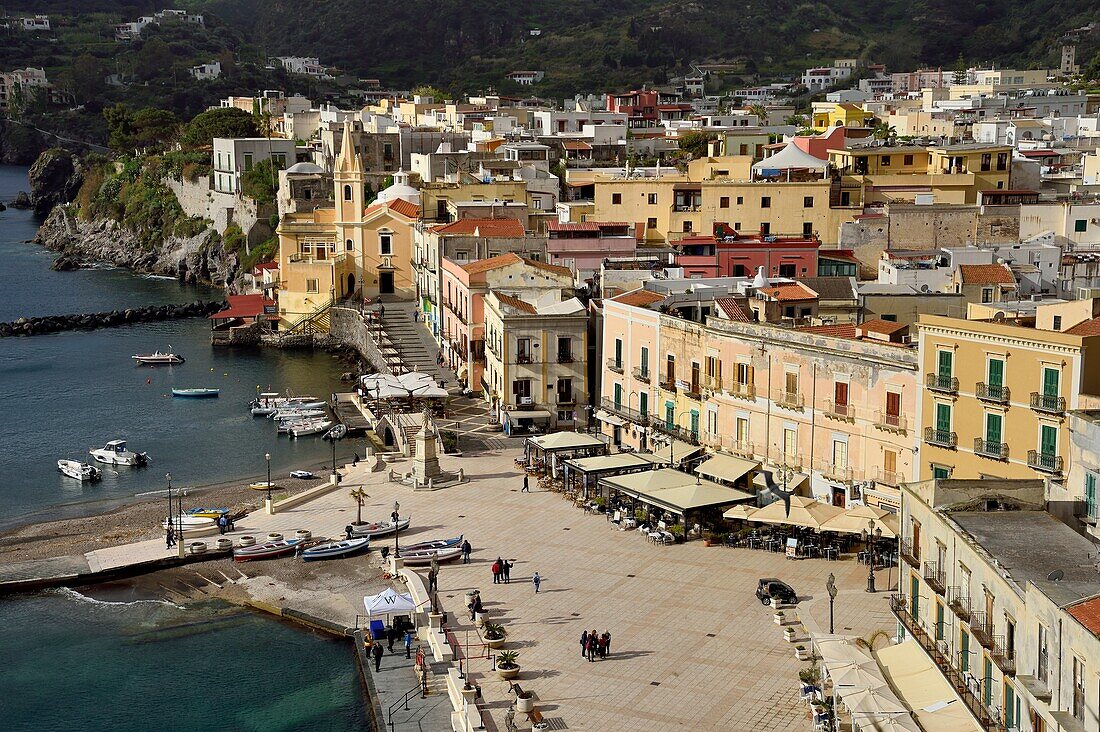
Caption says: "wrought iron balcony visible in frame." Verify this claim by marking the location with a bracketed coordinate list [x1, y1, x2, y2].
[976, 382, 1010, 404]
[1027, 450, 1063, 475]
[651, 420, 700, 445]
[556, 392, 576, 406]
[991, 635, 1016, 677]
[684, 385, 703, 401]
[606, 358, 624, 374]
[599, 396, 649, 426]
[729, 382, 755, 401]
[774, 390, 804, 410]
[924, 561, 947, 596]
[974, 438, 1009, 461]
[924, 427, 957, 449]
[659, 378, 677, 393]
[516, 353, 535, 365]
[969, 611, 994, 649]
[823, 400, 855, 422]
[899, 538, 920, 567]
[1030, 392, 1065, 415]
[926, 373, 959, 394]
[874, 411, 908, 433]
[556, 352, 574, 364]
[948, 587, 972, 622]
[632, 366, 650, 383]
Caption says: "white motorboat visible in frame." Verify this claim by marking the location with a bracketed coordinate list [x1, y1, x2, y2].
[277, 419, 311, 434]
[250, 392, 282, 416]
[270, 403, 326, 418]
[57, 459, 101, 481]
[89, 440, 149, 466]
[274, 409, 326, 423]
[289, 419, 334, 438]
[131, 350, 184, 365]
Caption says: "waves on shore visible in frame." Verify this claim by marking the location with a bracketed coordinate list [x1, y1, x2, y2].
[54, 586, 184, 611]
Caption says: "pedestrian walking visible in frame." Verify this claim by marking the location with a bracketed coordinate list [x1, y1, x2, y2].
[404, 629, 414, 659]
[522, 475, 529, 492]
[491, 558, 502, 584]
[603, 630, 612, 656]
[165, 525, 175, 549]
[579, 630, 589, 658]
[461, 539, 472, 563]
[503, 560, 513, 584]
[387, 626, 397, 653]
[217, 515, 227, 535]
[427, 567, 438, 592]
[586, 630, 597, 662]
[372, 642, 384, 672]
[413, 309, 419, 322]
[532, 571, 541, 594]
[467, 599, 477, 621]
[378, 304, 385, 320]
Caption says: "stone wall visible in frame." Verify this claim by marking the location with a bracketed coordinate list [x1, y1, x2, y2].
[165, 175, 275, 243]
[329, 307, 391, 375]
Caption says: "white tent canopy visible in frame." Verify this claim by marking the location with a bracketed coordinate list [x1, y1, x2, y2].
[360, 372, 448, 399]
[363, 588, 417, 617]
[751, 142, 830, 173]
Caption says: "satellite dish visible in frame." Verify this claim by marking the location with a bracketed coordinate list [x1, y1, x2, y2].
[1047, 569, 1064, 581]
[992, 312, 1006, 321]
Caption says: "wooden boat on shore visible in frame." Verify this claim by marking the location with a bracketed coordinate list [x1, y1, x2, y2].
[300, 537, 370, 561]
[233, 538, 304, 562]
[57, 459, 101, 481]
[172, 388, 220, 398]
[349, 517, 411, 538]
[132, 350, 184, 365]
[248, 481, 279, 491]
[186, 507, 229, 518]
[401, 535, 463, 553]
[162, 515, 217, 531]
[400, 545, 463, 565]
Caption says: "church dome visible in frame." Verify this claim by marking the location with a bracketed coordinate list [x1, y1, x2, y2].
[375, 170, 420, 205]
[285, 161, 324, 174]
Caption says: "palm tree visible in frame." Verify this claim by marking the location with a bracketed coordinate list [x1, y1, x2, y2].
[349, 487, 369, 525]
[872, 121, 896, 142]
[748, 104, 768, 123]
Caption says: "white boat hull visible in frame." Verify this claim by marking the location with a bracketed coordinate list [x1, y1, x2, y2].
[289, 420, 333, 437]
[57, 460, 100, 481]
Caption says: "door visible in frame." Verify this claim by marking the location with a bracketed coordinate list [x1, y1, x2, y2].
[379, 272, 394, 294]
[885, 391, 901, 427]
[834, 381, 849, 415]
[613, 383, 623, 409]
[690, 410, 699, 439]
[987, 358, 1004, 387]
[1040, 424, 1057, 457]
[910, 574, 920, 619]
[960, 630, 970, 672]
[937, 350, 953, 378]
[691, 362, 700, 394]
[638, 392, 648, 418]
[346, 273, 356, 296]
[1043, 367, 1060, 397]
[935, 601, 945, 641]
[983, 657, 994, 707]
[935, 403, 951, 433]
[883, 450, 898, 484]
[985, 413, 1003, 446]
[666, 355, 675, 386]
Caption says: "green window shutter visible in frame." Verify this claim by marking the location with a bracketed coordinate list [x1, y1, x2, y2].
[935, 403, 951, 432]
[613, 383, 623, 407]
[690, 410, 699, 437]
[639, 392, 648, 417]
[665, 402, 674, 428]
[933, 466, 950, 480]
[640, 346, 649, 375]
[1004, 684, 1015, 727]
[960, 632, 970, 673]
[1087, 473, 1097, 518]
[1041, 425, 1057, 457]
[987, 359, 1004, 387]
[937, 350, 953, 378]
[985, 413, 1003, 444]
[910, 575, 920, 619]
[935, 602, 944, 641]
[614, 339, 622, 364]
[1043, 367, 1059, 397]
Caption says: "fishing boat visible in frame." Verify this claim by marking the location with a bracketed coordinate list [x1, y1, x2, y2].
[248, 481, 279, 491]
[186, 507, 229, 518]
[172, 388, 220, 398]
[289, 419, 334, 438]
[400, 545, 463, 565]
[273, 408, 326, 422]
[348, 517, 411, 538]
[271, 404, 327, 419]
[89, 440, 149, 466]
[249, 393, 281, 416]
[162, 515, 217, 531]
[401, 535, 463, 553]
[131, 350, 184, 365]
[233, 538, 304, 562]
[290, 470, 315, 480]
[57, 459, 101, 481]
[300, 537, 369, 561]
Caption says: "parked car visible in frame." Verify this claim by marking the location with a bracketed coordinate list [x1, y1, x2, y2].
[756, 577, 798, 606]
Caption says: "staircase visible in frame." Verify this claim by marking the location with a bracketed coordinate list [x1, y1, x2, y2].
[280, 297, 334, 339]
[376, 303, 461, 393]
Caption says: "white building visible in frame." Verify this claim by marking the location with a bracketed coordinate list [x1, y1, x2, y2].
[115, 9, 203, 41]
[0, 67, 49, 113]
[274, 57, 332, 79]
[801, 62, 854, 92]
[507, 71, 544, 86]
[212, 138, 297, 195]
[190, 61, 222, 81]
[20, 15, 49, 31]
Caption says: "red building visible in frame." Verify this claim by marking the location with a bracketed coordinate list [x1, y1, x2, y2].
[673, 232, 822, 279]
[606, 90, 693, 128]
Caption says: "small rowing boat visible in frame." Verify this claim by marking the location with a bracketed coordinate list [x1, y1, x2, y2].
[233, 538, 304, 562]
[348, 517, 411, 538]
[248, 481, 279, 491]
[162, 515, 217, 530]
[186, 507, 229, 518]
[401, 535, 463, 553]
[399, 545, 463, 565]
[290, 470, 314, 480]
[132, 350, 184, 365]
[57, 459, 101, 481]
[172, 388, 220, 398]
[289, 419, 334, 438]
[300, 537, 370, 561]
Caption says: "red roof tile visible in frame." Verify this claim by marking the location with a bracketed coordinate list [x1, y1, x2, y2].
[1066, 316, 1100, 336]
[796, 323, 858, 338]
[494, 292, 538, 314]
[612, 290, 666, 308]
[386, 198, 421, 219]
[715, 297, 750, 322]
[461, 252, 573, 279]
[758, 282, 818, 302]
[547, 221, 599, 232]
[1069, 596, 1100, 636]
[210, 294, 276, 320]
[958, 263, 1015, 285]
[858, 318, 908, 335]
[432, 218, 525, 238]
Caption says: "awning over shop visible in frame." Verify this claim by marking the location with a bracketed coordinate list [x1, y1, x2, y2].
[821, 504, 900, 539]
[874, 640, 983, 732]
[649, 440, 704, 465]
[507, 409, 552, 422]
[564, 453, 655, 473]
[752, 495, 845, 529]
[600, 468, 752, 515]
[594, 408, 626, 427]
[694, 452, 758, 483]
[527, 431, 605, 451]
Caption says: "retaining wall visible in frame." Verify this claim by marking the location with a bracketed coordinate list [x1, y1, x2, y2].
[330, 307, 391, 375]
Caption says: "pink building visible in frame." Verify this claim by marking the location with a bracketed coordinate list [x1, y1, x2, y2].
[440, 253, 574, 391]
[546, 221, 637, 282]
[674, 232, 821, 279]
[792, 126, 846, 160]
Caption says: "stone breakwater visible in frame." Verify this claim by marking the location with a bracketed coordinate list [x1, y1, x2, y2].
[0, 300, 225, 337]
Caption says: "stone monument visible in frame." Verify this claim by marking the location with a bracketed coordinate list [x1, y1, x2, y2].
[412, 408, 443, 484]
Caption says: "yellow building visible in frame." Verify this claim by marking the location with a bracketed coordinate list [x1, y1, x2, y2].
[592, 155, 855, 245]
[915, 301, 1100, 483]
[276, 123, 419, 326]
[810, 102, 875, 131]
[828, 142, 1013, 205]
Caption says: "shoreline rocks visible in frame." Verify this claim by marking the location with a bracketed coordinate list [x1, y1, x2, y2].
[0, 300, 225, 338]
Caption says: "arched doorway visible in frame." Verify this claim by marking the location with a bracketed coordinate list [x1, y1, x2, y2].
[346, 273, 355, 296]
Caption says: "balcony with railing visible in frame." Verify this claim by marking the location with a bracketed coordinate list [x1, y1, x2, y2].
[1030, 392, 1066, 415]
[900, 537, 920, 567]
[991, 636, 1016, 676]
[976, 383, 1010, 404]
[969, 611, 994, 649]
[606, 357, 624, 374]
[684, 383, 703, 401]
[556, 350, 574, 364]
[926, 373, 959, 394]
[948, 587, 972, 622]
[889, 594, 1002, 731]
[774, 389, 804, 411]
[600, 396, 649, 425]
[874, 410, 908, 433]
[823, 400, 855, 422]
[767, 450, 803, 472]
[651, 419, 700, 445]
[556, 391, 576, 406]
[924, 427, 957, 449]
[703, 376, 723, 396]
[815, 458, 862, 485]
[924, 561, 947, 596]
[632, 366, 650, 383]
[725, 438, 755, 458]
[517, 352, 536, 365]
[873, 467, 902, 487]
[974, 438, 1009, 461]
[1027, 450, 1063, 475]
[659, 377, 677, 394]
[729, 382, 755, 401]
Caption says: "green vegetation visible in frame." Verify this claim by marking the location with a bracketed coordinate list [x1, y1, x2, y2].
[240, 158, 282, 204]
[180, 107, 259, 149]
[678, 131, 717, 159]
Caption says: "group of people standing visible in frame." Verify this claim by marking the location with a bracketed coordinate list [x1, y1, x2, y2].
[491, 556, 514, 583]
[579, 629, 612, 661]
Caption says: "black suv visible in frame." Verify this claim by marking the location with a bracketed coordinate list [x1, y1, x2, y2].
[756, 578, 798, 606]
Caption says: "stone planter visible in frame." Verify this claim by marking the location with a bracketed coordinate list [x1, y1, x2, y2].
[516, 694, 534, 713]
[267, 532, 284, 542]
[475, 611, 488, 628]
[795, 648, 811, 661]
[485, 634, 507, 649]
[497, 665, 520, 681]
[773, 612, 785, 626]
[784, 627, 796, 643]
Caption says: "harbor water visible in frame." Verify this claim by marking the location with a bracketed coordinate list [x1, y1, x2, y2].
[0, 166, 359, 529]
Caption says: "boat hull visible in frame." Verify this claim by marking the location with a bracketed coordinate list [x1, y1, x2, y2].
[400, 546, 463, 565]
[349, 518, 412, 538]
[172, 389, 220, 398]
[301, 537, 370, 561]
[57, 460, 100, 481]
[233, 539, 304, 562]
[401, 535, 463, 553]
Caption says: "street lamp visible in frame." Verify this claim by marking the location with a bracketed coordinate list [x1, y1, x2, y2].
[392, 500, 401, 558]
[167, 472, 184, 559]
[862, 518, 883, 593]
[826, 572, 838, 634]
[265, 452, 273, 504]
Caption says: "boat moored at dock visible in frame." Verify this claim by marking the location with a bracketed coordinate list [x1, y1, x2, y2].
[300, 537, 370, 561]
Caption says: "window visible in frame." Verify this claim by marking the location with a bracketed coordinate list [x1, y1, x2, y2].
[690, 410, 699, 438]
[881, 155, 891, 167]
[1087, 473, 1098, 519]
[639, 346, 649, 377]
[981, 287, 994, 303]
[783, 427, 797, 458]
[613, 382, 623, 408]
[736, 362, 753, 387]
[987, 357, 1004, 388]
[611, 193, 622, 205]
[935, 402, 952, 434]
[784, 370, 798, 399]
[1073, 656, 1085, 721]
[613, 338, 622, 367]
[343, 184, 352, 201]
[243, 153, 253, 172]
[959, 629, 970, 673]
[638, 392, 648, 417]
[736, 196, 743, 205]
[985, 412, 1003, 446]
[666, 354, 675, 386]
[533, 198, 542, 210]
[1053, 315, 1063, 330]
[683, 221, 693, 232]
[802, 222, 813, 238]
[720, 196, 730, 209]
[832, 439, 848, 470]
[937, 350, 953, 378]
[933, 465, 950, 480]
[736, 417, 749, 445]
[646, 217, 657, 229]
[834, 381, 849, 413]
[513, 379, 532, 400]
[784, 306, 795, 318]
[803, 196, 814, 208]
[739, 144, 749, 155]
[665, 401, 675, 429]
[760, 222, 770, 236]
[557, 337, 572, 362]
[980, 153, 991, 172]
[1037, 624, 1049, 683]
[1075, 219, 1088, 233]
[345, 238, 353, 252]
[996, 152, 1008, 171]
[935, 601, 945, 641]
[647, 193, 658, 205]
[903, 154, 913, 165]
[306, 278, 319, 293]
[760, 196, 771, 208]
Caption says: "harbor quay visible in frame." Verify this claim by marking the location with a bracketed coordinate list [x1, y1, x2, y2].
[1, 445, 896, 731]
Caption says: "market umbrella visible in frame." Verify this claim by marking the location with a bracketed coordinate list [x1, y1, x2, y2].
[752, 495, 845, 530]
[830, 661, 890, 690]
[723, 504, 759, 521]
[821, 504, 900, 539]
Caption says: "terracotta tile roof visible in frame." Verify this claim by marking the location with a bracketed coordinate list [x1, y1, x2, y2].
[547, 221, 599, 232]
[715, 297, 751, 322]
[561, 140, 592, 151]
[210, 294, 276, 320]
[494, 292, 537, 314]
[758, 282, 818, 302]
[796, 323, 858, 338]
[1069, 596, 1100, 636]
[462, 252, 524, 274]
[958, 263, 1015, 285]
[612, 289, 666, 308]
[432, 218, 525, 238]
[386, 198, 421, 219]
[1066, 316, 1100, 336]
[858, 318, 908, 335]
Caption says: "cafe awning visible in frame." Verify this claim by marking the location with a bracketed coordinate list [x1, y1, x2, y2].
[821, 505, 900, 539]
[695, 452, 758, 483]
[601, 468, 752, 515]
[723, 504, 759, 521]
[507, 409, 552, 422]
[650, 440, 704, 465]
[874, 640, 983, 732]
[527, 431, 605, 451]
[752, 495, 845, 530]
[594, 408, 626, 427]
[564, 453, 655, 474]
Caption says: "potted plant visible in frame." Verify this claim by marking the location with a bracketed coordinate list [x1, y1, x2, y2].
[773, 609, 785, 626]
[482, 622, 507, 649]
[798, 667, 821, 687]
[795, 645, 810, 661]
[703, 530, 717, 547]
[668, 524, 685, 542]
[515, 688, 534, 713]
[784, 626, 797, 643]
[496, 650, 520, 680]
